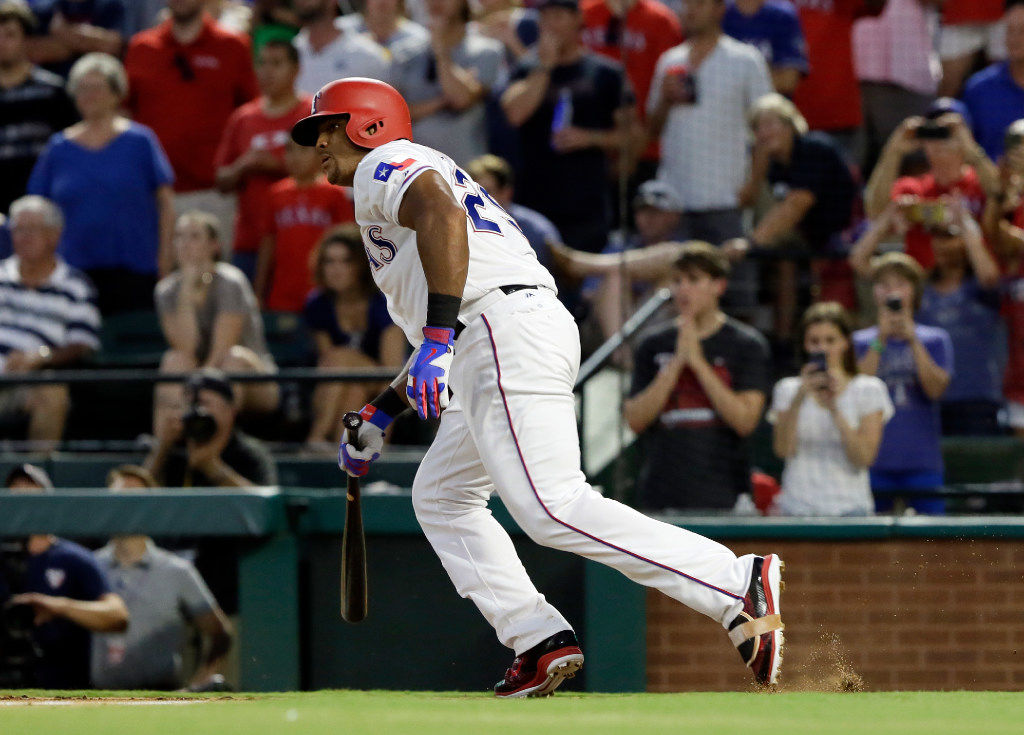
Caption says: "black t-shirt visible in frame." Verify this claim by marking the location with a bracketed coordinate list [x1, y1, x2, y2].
[161, 430, 278, 488]
[768, 131, 857, 250]
[630, 318, 770, 510]
[511, 52, 632, 225]
[0, 66, 77, 212]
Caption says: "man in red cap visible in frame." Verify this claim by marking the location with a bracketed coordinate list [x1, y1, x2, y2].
[293, 77, 786, 697]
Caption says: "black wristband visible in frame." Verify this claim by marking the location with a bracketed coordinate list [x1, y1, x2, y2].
[371, 386, 409, 419]
[426, 292, 462, 331]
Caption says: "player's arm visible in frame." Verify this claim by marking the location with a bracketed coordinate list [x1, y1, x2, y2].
[398, 171, 469, 298]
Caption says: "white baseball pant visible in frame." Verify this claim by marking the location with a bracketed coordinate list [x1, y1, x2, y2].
[411, 287, 756, 655]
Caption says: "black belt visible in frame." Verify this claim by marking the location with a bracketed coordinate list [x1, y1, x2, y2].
[453, 285, 538, 338]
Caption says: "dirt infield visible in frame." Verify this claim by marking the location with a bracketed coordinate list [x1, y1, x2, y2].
[0, 695, 226, 706]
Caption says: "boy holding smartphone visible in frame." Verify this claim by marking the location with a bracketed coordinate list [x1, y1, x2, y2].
[852, 253, 954, 514]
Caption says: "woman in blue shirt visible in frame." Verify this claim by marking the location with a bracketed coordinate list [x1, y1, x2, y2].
[28, 52, 174, 314]
[303, 226, 406, 446]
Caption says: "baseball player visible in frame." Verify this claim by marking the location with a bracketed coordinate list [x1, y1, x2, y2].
[291, 78, 785, 697]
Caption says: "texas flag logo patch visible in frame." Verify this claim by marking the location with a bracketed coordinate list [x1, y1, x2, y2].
[373, 158, 416, 183]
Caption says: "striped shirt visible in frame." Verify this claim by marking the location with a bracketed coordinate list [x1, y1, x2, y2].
[0, 255, 101, 370]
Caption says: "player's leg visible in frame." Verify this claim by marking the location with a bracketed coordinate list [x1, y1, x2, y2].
[410, 395, 572, 655]
[455, 290, 783, 683]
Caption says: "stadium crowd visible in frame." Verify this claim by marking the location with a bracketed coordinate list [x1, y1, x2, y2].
[4, 0, 1024, 684]
[2, 0, 1024, 691]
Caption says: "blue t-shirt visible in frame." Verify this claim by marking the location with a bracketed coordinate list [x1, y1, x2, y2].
[509, 202, 560, 271]
[723, 0, 808, 71]
[303, 290, 395, 360]
[918, 278, 1001, 403]
[28, 122, 174, 275]
[853, 325, 954, 474]
[0, 538, 112, 688]
[962, 63, 1024, 160]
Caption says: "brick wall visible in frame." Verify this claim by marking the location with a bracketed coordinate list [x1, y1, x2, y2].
[646, 540, 1024, 691]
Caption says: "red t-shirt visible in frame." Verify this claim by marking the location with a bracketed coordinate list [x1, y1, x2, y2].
[125, 15, 259, 192]
[261, 178, 355, 312]
[791, 0, 880, 131]
[214, 96, 312, 254]
[580, 0, 683, 159]
[889, 168, 987, 270]
[942, 0, 1004, 25]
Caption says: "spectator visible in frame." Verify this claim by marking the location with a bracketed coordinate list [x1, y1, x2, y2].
[338, 0, 428, 50]
[501, 0, 635, 253]
[851, 199, 1001, 435]
[853, 252, 953, 514]
[723, 0, 808, 96]
[474, 0, 540, 63]
[126, 0, 259, 251]
[852, 0, 940, 173]
[624, 242, 770, 511]
[580, 0, 684, 182]
[304, 227, 406, 446]
[0, 196, 101, 448]
[646, 0, 772, 245]
[466, 153, 562, 271]
[937, 0, 1005, 98]
[255, 139, 355, 312]
[146, 368, 278, 487]
[153, 211, 279, 434]
[732, 92, 858, 337]
[961, 1, 1024, 162]
[550, 179, 683, 344]
[0, 464, 128, 689]
[291, 0, 391, 95]
[391, 0, 503, 167]
[864, 98, 1000, 271]
[0, 1, 76, 214]
[769, 302, 893, 516]
[790, 0, 884, 160]
[28, 52, 175, 314]
[26, 0, 125, 77]
[215, 39, 311, 281]
[91, 465, 234, 691]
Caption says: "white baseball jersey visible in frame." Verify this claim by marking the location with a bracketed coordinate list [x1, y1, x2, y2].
[352, 140, 557, 344]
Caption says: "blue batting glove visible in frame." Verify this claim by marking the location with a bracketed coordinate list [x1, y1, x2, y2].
[338, 404, 394, 477]
[407, 326, 455, 420]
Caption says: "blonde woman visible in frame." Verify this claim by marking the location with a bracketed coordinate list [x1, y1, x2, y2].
[28, 52, 175, 314]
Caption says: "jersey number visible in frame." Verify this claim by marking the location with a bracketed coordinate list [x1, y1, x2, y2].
[454, 169, 523, 238]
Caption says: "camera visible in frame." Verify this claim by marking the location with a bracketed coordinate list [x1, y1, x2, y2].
[0, 538, 42, 687]
[807, 351, 828, 372]
[885, 295, 903, 312]
[181, 376, 218, 444]
[915, 121, 951, 140]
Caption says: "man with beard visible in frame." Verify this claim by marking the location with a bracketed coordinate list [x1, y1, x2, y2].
[125, 0, 258, 250]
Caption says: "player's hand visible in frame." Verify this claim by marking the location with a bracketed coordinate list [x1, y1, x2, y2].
[338, 405, 393, 477]
[407, 327, 455, 420]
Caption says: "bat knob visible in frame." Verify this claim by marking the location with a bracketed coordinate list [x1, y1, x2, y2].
[342, 412, 364, 431]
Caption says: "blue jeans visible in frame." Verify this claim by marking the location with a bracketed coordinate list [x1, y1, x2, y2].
[870, 469, 946, 515]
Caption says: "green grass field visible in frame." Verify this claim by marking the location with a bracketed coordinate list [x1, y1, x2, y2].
[1, 691, 1021, 735]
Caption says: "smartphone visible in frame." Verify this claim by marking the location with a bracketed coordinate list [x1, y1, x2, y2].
[807, 351, 828, 372]
[665, 65, 698, 105]
[885, 295, 903, 312]
[916, 121, 951, 140]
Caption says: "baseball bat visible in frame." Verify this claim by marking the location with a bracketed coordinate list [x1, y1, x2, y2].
[340, 411, 368, 623]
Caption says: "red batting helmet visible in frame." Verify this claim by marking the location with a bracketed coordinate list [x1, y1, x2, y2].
[291, 77, 413, 148]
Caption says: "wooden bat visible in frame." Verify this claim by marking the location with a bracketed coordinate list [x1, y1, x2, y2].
[340, 411, 368, 623]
